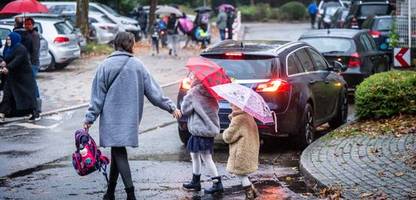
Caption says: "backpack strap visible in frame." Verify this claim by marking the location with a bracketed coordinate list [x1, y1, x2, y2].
[106, 54, 132, 90]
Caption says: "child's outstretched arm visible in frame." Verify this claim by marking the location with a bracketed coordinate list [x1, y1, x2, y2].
[222, 118, 242, 144]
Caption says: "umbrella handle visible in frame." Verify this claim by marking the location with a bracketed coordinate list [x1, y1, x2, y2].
[271, 111, 277, 134]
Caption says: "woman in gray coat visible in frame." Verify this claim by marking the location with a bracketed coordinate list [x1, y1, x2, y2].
[84, 32, 181, 200]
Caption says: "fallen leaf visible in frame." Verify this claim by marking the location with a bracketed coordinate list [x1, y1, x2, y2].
[360, 192, 373, 198]
[394, 172, 405, 177]
[285, 177, 293, 181]
[378, 171, 385, 177]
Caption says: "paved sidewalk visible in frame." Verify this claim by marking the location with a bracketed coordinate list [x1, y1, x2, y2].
[300, 133, 416, 199]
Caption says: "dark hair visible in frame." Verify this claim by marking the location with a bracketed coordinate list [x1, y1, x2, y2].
[25, 17, 35, 25]
[14, 17, 23, 28]
[113, 32, 135, 53]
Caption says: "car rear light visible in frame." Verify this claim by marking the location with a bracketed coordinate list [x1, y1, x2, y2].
[348, 53, 361, 68]
[369, 30, 381, 38]
[180, 77, 192, 90]
[54, 36, 69, 43]
[256, 79, 290, 93]
[225, 52, 243, 59]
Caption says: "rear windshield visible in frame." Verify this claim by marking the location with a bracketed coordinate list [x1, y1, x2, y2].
[209, 58, 274, 80]
[54, 22, 73, 35]
[0, 28, 11, 40]
[47, 5, 75, 14]
[300, 37, 356, 53]
[375, 18, 393, 31]
[359, 5, 390, 17]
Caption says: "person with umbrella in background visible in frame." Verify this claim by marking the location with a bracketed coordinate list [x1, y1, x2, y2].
[226, 7, 236, 39]
[0, 32, 38, 122]
[166, 13, 179, 56]
[216, 8, 227, 41]
[181, 57, 231, 194]
[136, 6, 148, 39]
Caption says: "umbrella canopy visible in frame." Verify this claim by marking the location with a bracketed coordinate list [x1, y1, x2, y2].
[211, 83, 274, 124]
[186, 56, 231, 99]
[218, 4, 235, 11]
[155, 6, 183, 17]
[194, 6, 212, 13]
[0, 0, 48, 14]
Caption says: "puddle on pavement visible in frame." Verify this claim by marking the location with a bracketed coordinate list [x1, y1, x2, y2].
[278, 173, 314, 198]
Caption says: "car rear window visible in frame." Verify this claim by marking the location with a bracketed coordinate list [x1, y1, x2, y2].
[209, 58, 274, 80]
[54, 22, 72, 35]
[375, 18, 393, 31]
[300, 37, 356, 54]
[0, 28, 11, 40]
[47, 5, 75, 14]
[359, 4, 390, 17]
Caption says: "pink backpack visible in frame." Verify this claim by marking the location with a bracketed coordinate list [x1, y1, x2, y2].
[72, 129, 110, 182]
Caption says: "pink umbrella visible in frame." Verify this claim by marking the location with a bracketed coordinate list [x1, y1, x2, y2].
[211, 83, 274, 124]
[218, 4, 235, 11]
[0, 0, 48, 14]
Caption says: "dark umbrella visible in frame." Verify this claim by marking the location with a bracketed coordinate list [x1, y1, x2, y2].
[0, 0, 48, 14]
[194, 7, 212, 13]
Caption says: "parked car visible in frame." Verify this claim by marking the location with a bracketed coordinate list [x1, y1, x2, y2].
[319, 1, 344, 29]
[0, 24, 52, 71]
[317, 0, 344, 29]
[299, 29, 390, 92]
[88, 12, 119, 44]
[330, 7, 349, 28]
[177, 40, 348, 148]
[43, 2, 141, 41]
[344, 0, 393, 29]
[0, 16, 81, 70]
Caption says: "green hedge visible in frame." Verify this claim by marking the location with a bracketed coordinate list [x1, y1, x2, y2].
[279, 1, 307, 21]
[240, 1, 307, 22]
[355, 71, 416, 119]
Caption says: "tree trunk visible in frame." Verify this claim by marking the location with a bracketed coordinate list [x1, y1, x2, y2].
[76, 0, 89, 38]
[148, 0, 158, 34]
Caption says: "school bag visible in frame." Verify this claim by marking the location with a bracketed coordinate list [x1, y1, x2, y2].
[72, 129, 110, 182]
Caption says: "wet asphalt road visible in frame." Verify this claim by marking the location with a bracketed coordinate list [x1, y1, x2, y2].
[0, 23, 356, 199]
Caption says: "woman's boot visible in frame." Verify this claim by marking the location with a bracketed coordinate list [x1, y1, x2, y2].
[125, 186, 136, 200]
[182, 174, 201, 191]
[103, 181, 117, 200]
[244, 184, 259, 200]
[204, 176, 224, 194]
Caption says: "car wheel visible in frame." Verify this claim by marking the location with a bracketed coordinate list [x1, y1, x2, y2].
[46, 52, 56, 72]
[329, 88, 348, 128]
[178, 127, 191, 145]
[297, 103, 315, 148]
[55, 62, 69, 70]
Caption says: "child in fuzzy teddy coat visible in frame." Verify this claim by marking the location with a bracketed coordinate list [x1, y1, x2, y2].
[223, 103, 260, 199]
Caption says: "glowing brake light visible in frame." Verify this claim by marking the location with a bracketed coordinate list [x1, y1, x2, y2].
[180, 77, 192, 90]
[369, 30, 381, 38]
[256, 79, 290, 93]
[348, 53, 361, 68]
[225, 52, 243, 59]
[54, 36, 69, 43]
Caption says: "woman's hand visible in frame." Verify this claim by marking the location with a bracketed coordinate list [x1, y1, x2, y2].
[0, 67, 8, 75]
[172, 109, 182, 119]
[83, 123, 92, 131]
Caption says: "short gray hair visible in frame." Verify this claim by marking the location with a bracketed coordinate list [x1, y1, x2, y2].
[114, 32, 135, 53]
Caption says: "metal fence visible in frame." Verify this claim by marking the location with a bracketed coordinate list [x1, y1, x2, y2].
[396, 0, 416, 48]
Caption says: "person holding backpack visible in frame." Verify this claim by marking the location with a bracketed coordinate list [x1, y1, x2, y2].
[84, 32, 181, 200]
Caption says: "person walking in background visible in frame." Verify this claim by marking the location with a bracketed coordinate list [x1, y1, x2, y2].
[0, 32, 38, 121]
[84, 32, 181, 200]
[167, 13, 179, 56]
[308, 0, 318, 29]
[181, 77, 223, 195]
[226, 8, 236, 40]
[24, 17, 41, 114]
[222, 103, 260, 200]
[151, 19, 160, 56]
[216, 8, 227, 41]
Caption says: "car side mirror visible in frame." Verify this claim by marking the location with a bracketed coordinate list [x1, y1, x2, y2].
[330, 61, 346, 72]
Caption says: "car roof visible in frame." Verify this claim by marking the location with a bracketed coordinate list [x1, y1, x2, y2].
[15, 13, 62, 19]
[0, 24, 13, 30]
[201, 40, 295, 56]
[299, 29, 365, 38]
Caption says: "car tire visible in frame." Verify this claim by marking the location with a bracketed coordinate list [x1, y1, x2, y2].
[178, 127, 191, 145]
[46, 52, 56, 72]
[329, 88, 348, 128]
[55, 62, 69, 70]
[297, 103, 315, 149]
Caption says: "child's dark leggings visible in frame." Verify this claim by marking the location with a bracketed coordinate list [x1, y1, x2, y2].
[109, 147, 133, 189]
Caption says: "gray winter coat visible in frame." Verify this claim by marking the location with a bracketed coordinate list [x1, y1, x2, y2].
[180, 83, 220, 137]
[85, 51, 176, 147]
[216, 11, 227, 30]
